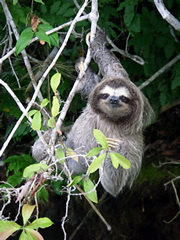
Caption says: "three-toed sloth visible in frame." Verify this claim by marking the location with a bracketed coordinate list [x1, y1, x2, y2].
[32, 31, 154, 197]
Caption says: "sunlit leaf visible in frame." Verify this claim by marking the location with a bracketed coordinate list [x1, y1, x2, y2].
[19, 230, 32, 240]
[26, 229, 44, 240]
[22, 204, 36, 226]
[0, 221, 21, 240]
[34, 0, 44, 5]
[56, 148, 65, 160]
[50, 73, 61, 93]
[67, 148, 78, 162]
[88, 153, 106, 174]
[23, 163, 48, 178]
[83, 178, 98, 203]
[40, 98, 49, 108]
[47, 118, 56, 128]
[28, 109, 38, 117]
[109, 153, 131, 169]
[15, 27, 34, 55]
[87, 147, 103, 158]
[13, 0, 18, 5]
[93, 129, 108, 150]
[67, 176, 83, 187]
[31, 111, 42, 130]
[51, 96, 60, 118]
[26, 217, 53, 229]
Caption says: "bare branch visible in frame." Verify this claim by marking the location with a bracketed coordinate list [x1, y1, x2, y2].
[107, 34, 145, 65]
[139, 54, 180, 90]
[154, 0, 180, 31]
[55, 0, 99, 131]
[61, 188, 71, 240]
[164, 179, 180, 223]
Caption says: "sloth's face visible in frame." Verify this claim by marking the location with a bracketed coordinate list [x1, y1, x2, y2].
[97, 86, 132, 120]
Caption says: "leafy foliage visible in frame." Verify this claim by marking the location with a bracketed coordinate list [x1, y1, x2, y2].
[0, 0, 180, 236]
[4, 155, 35, 187]
[0, 204, 53, 240]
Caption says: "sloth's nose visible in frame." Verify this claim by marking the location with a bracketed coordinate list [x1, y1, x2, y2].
[109, 96, 119, 104]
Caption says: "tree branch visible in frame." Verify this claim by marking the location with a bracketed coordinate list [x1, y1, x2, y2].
[55, 0, 99, 132]
[154, 0, 180, 31]
[139, 54, 180, 90]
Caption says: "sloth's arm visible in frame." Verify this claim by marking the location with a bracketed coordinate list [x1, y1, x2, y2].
[91, 30, 129, 80]
[75, 57, 101, 98]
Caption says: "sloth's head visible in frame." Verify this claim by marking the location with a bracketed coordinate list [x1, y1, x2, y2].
[89, 78, 143, 123]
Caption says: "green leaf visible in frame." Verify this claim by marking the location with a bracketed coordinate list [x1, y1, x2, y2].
[0, 221, 21, 240]
[87, 147, 103, 158]
[160, 92, 167, 106]
[35, 30, 51, 46]
[50, 73, 61, 93]
[67, 176, 83, 187]
[19, 230, 32, 240]
[38, 24, 59, 47]
[49, 32, 59, 47]
[171, 76, 180, 90]
[13, 0, 18, 5]
[93, 129, 108, 150]
[31, 111, 42, 130]
[23, 163, 48, 178]
[130, 14, 141, 33]
[25, 229, 44, 240]
[26, 217, 53, 229]
[66, 148, 78, 162]
[40, 98, 50, 108]
[51, 96, 60, 118]
[22, 204, 36, 226]
[36, 187, 49, 203]
[15, 27, 34, 55]
[56, 148, 65, 160]
[47, 117, 56, 128]
[124, 5, 135, 27]
[109, 153, 131, 169]
[88, 153, 106, 174]
[28, 109, 38, 117]
[34, 0, 44, 4]
[83, 178, 98, 203]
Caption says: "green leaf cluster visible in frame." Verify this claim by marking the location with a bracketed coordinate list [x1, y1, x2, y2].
[15, 24, 59, 55]
[87, 129, 131, 174]
[28, 72, 61, 130]
[4, 154, 35, 187]
[0, 204, 53, 240]
[67, 129, 131, 203]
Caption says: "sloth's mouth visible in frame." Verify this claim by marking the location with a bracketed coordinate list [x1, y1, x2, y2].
[108, 102, 121, 109]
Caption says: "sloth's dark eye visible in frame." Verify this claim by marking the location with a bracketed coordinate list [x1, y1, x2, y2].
[119, 96, 129, 103]
[100, 93, 109, 99]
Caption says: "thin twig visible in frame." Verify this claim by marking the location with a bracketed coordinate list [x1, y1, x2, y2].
[75, 184, 111, 231]
[139, 54, 180, 90]
[61, 188, 71, 240]
[164, 179, 180, 223]
[69, 192, 108, 240]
